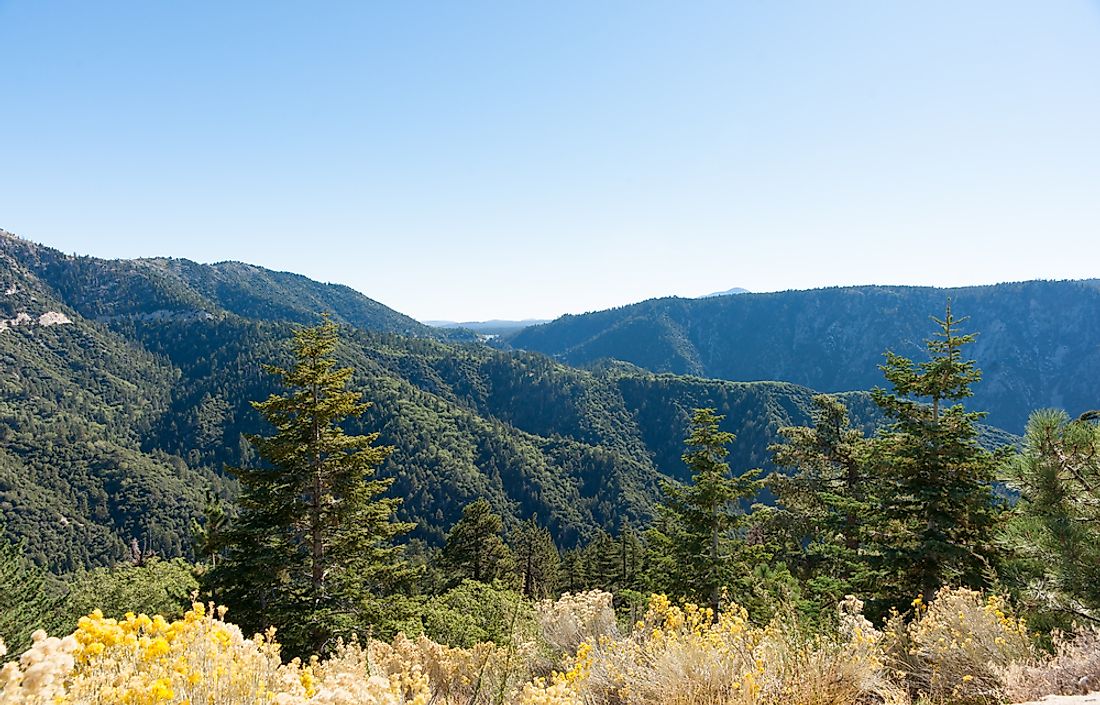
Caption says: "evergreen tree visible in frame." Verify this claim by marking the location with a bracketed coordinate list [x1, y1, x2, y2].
[582, 529, 620, 591]
[207, 316, 414, 657]
[616, 525, 646, 591]
[768, 394, 875, 607]
[1003, 409, 1100, 623]
[650, 408, 762, 614]
[869, 304, 1002, 609]
[0, 534, 63, 653]
[557, 548, 588, 593]
[190, 490, 229, 569]
[441, 498, 512, 586]
[510, 516, 560, 599]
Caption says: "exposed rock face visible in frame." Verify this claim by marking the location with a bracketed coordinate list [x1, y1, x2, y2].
[37, 311, 73, 327]
[0, 310, 73, 331]
[0, 312, 33, 331]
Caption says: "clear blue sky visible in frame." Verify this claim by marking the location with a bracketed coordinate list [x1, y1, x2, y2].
[2, 2, 1098, 321]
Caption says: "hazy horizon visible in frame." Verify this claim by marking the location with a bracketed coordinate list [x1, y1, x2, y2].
[2, 2, 1098, 320]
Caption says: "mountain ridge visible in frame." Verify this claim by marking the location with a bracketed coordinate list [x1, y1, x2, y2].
[504, 280, 1100, 433]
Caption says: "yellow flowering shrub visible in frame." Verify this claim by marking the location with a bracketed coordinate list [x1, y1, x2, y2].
[0, 605, 429, 705]
[883, 587, 1034, 705]
[573, 593, 904, 705]
[0, 589, 1067, 705]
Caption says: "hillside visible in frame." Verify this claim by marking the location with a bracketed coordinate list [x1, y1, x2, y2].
[0, 233, 926, 571]
[506, 282, 1100, 433]
[1, 231, 471, 340]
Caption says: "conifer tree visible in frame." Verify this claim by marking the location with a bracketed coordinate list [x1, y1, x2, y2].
[616, 525, 646, 591]
[190, 490, 229, 569]
[869, 304, 1002, 609]
[768, 394, 875, 606]
[1004, 409, 1100, 622]
[208, 316, 414, 657]
[511, 516, 560, 599]
[0, 533, 63, 653]
[441, 498, 512, 586]
[582, 529, 620, 591]
[651, 408, 762, 614]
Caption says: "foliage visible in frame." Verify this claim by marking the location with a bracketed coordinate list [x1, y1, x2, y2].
[648, 408, 763, 614]
[533, 590, 618, 655]
[0, 534, 64, 654]
[63, 558, 198, 628]
[868, 305, 1003, 612]
[766, 394, 877, 615]
[208, 318, 414, 658]
[1, 588, 1087, 705]
[511, 518, 560, 600]
[440, 499, 513, 586]
[1004, 627, 1100, 702]
[3, 232, 900, 570]
[1003, 408, 1100, 625]
[420, 581, 535, 648]
[567, 593, 902, 705]
[882, 587, 1032, 705]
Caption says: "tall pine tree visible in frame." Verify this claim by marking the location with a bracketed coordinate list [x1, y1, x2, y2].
[208, 316, 414, 657]
[768, 394, 875, 608]
[1004, 409, 1100, 623]
[869, 304, 1002, 609]
[649, 408, 762, 615]
[510, 516, 560, 599]
[441, 498, 512, 586]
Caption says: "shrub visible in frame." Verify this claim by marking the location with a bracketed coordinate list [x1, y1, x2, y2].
[1004, 627, 1100, 701]
[574, 593, 904, 705]
[883, 587, 1033, 705]
[63, 558, 198, 627]
[420, 580, 535, 648]
[534, 590, 618, 655]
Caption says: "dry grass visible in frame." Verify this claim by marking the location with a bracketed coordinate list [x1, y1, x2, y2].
[1004, 628, 1100, 702]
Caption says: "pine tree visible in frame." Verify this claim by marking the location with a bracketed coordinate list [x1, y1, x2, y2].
[768, 394, 875, 607]
[441, 498, 512, 586]
[582, 529, 620, 591]
[510, 516, 560, 599]
[1004, 409, 1100, 623]
[651, 408, 762, 614]
[190, 490, 229, 569]
[207, 316, 414, 657]
[0, 533, 63, 653]
[869, 304, 1002, 609]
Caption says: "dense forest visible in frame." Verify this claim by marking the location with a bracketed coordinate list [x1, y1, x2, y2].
[505, 280, 1100, 434]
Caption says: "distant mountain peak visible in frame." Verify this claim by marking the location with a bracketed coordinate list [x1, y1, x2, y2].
[699, 287, 751, 298]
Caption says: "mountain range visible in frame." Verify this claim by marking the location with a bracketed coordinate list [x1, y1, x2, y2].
[506, 281, 1100, 434]
[1, 229, 1081, 573]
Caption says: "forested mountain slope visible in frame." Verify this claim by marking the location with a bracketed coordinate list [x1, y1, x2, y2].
[506, 282, 1100, 433]
[1, 231, 470, 339]
[0, 231, 1017, 572]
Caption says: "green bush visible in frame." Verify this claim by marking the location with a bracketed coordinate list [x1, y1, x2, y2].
[420, 580, 535, 648]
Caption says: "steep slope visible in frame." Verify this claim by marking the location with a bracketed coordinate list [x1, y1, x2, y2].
[506, 282, 1100, 433]
[0, 243, 212, 570]
[0, 231, 468, 339]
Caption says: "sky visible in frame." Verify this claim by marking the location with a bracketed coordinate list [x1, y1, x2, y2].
[1, 2, 1099, 321]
